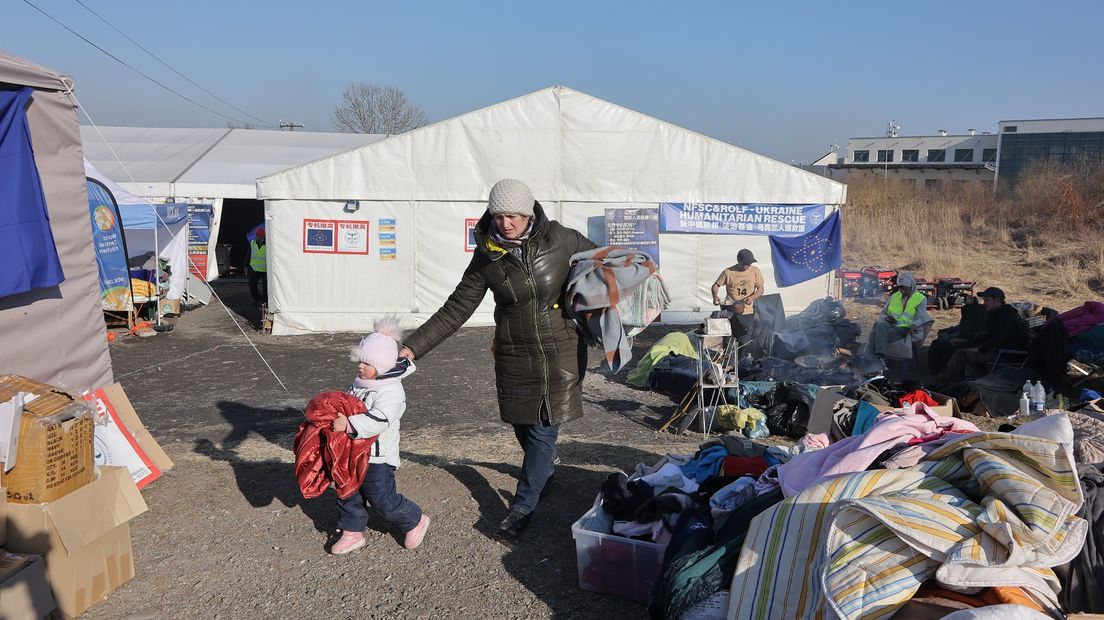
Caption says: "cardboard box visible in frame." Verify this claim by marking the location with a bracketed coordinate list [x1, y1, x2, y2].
[0, 486, 6, 547]
[0, 551, 57, 619]
[5, 466, 147, 618]
[84, 384, 174, 489]
[0, 376, 95, 504]
[873, 392, 961, 418]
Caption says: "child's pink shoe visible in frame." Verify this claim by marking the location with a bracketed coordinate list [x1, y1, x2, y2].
[331, 530, 366, 555]
[403, 515, 431, 550]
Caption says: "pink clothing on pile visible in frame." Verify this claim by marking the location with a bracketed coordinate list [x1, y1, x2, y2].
[799, 432, 830, 450]
[1059, 301, 1104, 338]
[772, 403, 980, 497]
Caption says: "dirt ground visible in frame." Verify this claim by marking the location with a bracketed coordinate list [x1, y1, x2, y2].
[85, 276, 1049, 618]
[87, 278, 704, 619]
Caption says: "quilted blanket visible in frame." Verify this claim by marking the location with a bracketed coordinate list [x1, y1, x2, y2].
[727, 415, 1086, 619]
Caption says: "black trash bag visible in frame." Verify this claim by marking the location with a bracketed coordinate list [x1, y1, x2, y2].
[763, 381, 816, 438]
[784, 297, 847, 331]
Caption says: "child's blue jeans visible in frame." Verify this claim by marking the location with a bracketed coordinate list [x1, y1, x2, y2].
[336, 463, 422, 534]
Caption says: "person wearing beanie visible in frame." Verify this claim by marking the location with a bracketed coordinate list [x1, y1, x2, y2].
[400, 178, 597, 540]
[868, 271, 931, 367]
[933, 285, 1030, 388]
[711, 248, 765, 351]
[328, 317, 431, 554]
[247, 226, 268, 307]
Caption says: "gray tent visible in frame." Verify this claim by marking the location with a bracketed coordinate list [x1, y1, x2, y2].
[0, 52, 113, 388]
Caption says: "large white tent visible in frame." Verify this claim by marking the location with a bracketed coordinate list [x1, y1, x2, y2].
[256, 86, 847, 336]
[81, 126, 385, 279]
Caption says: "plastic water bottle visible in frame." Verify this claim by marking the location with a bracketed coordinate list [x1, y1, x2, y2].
[1030, 382, 1046, 415]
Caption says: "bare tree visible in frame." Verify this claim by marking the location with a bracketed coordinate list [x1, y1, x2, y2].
[333, 83, 428, 134]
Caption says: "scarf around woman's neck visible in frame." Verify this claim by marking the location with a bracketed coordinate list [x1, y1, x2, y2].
[490, 218, 534, 247]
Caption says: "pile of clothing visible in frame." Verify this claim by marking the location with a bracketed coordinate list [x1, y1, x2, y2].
[580, 393, 1104, 619]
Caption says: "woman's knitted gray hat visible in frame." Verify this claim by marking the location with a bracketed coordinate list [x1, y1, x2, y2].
[487, 179, 535, 217]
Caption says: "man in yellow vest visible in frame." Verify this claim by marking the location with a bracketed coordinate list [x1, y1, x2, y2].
[869, 271, 930, 363]
[247, 227, 267, 307]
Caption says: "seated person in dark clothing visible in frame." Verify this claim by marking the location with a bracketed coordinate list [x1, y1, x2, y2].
[934, 286, 1030, 387]
[928, 301, 990, 373]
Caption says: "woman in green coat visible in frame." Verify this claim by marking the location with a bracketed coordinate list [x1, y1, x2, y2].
[401, 179, 596, 538]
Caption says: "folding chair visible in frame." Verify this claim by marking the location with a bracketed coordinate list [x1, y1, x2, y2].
[989, 348, 1030, 373]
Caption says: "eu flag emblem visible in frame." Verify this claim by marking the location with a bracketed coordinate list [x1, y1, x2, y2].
[768, 211, 842, 286]
[307, 229, 334, 248]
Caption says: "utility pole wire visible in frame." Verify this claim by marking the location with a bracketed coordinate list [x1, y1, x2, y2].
[22, 0, 268, 129]
[72, 0, 277, 128]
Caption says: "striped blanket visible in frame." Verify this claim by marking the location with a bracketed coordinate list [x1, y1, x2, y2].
[565, 247, 669, 372]
[727, 414, 1086, 619]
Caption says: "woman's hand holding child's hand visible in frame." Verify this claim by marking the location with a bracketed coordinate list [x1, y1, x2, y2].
[399, 346, 415, 361]
[332, 415, 349, 433]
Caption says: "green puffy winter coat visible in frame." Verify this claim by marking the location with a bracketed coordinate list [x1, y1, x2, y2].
[404, 203, 596, 425]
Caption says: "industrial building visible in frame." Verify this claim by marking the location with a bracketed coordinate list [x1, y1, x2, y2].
[828, 117, 1104, 193]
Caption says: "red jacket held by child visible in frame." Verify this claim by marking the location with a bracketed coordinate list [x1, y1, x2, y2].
[293, 391, 378, 500]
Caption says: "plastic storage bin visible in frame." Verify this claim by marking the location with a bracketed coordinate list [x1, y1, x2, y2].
[571, 503, 668, 603]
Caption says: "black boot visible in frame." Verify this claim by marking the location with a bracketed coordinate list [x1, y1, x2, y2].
[497, 509, 531, 538]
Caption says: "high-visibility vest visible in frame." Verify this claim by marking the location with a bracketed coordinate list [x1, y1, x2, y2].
[249, 240, 267, 272]
[887, 291, 925, 327]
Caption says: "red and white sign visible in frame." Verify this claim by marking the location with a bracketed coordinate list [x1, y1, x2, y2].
[337, 221, 370, 254]
[303, 219, 370, 255]
[83, 389, 162, 489]
[464, 218, 479, 252]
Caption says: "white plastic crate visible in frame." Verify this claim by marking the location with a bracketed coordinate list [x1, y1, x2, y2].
[570, 502, 668, 603]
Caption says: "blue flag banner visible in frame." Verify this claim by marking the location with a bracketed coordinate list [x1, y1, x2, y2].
[0, 87, 65, 298]
[86, 178, 132, 310]
[659, 202, 825, 235]
[768, 210, 842, 286]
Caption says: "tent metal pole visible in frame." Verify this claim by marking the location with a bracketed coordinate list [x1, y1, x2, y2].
[154, 213, 161, 326]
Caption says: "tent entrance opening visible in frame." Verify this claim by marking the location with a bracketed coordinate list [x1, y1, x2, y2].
[216, 199, 263, 276]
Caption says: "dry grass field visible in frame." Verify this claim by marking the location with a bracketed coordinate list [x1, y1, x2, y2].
[842, 159, 1104, 309]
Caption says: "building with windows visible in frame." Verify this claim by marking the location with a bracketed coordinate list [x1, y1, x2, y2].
[996, 117, 1104, 190]
[829, 131, 997, 191]
[826, 117, 1104, 193]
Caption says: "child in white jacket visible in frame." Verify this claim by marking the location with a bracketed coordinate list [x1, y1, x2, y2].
[329, 318, 430, 554]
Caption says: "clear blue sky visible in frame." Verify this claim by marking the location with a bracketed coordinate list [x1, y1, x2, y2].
[5, 1, 1103, 163]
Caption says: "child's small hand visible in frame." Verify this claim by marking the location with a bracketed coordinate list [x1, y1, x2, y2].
[332, 415, 349, 433]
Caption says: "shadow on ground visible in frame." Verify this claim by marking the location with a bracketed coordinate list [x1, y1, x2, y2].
[192, 400, 393, 539]
[405, 440, 664, 618]
[210, 277, 264, 331]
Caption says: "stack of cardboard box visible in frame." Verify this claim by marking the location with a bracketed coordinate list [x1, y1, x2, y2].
[0, 375, 171, 618]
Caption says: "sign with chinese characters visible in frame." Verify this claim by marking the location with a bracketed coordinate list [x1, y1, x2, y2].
[303, 219, 336, 253]
[303, 219, 370, 255]
[336, 221, 369, 254]
[379, 218, 396, 261]
[605, 208, 660, 266]
[659, 203, 826, 235]
[187, 204, 213, 281]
